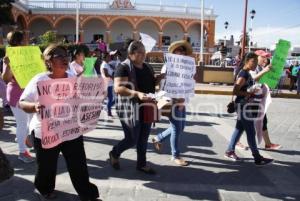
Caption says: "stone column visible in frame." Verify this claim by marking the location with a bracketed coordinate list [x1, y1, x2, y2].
[79, 30, 84, 43]
[183, 32, 189, 41]
[158, 32, 163, 50]
[24, 30, 30, 45]
[105, 30, 111, 44]
[133, 30, 139, 40]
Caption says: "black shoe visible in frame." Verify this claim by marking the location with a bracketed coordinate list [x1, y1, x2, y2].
[109, 151, 120, 170]
[136, 166, 156, 175]
[255, 157, 274, 166]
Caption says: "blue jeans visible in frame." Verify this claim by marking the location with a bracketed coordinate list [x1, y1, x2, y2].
[111, 120, 152, 168]
[156, 106, 186, 158]
[107, 86, 115, 114]
[227, 104, 261, 159]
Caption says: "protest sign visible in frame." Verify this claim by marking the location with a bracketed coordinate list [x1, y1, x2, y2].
[140, 33, 156, 53]
[164, 53, 196, 98]
[259, 39, 291, 89]
[37, 77, 106, 149]
[6, 46, 46, 88]
[83, 57, 97, 77]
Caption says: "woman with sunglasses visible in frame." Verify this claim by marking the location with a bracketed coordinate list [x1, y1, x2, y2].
[19, 44, 100, 201]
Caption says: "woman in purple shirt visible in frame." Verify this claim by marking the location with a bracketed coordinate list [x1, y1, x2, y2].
[2, 31, 34, 163]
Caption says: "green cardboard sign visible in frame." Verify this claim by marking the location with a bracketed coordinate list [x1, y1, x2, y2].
[259, 39, 291, 89]
[6, 46, 47, 88]
[83, 57, 97, 77]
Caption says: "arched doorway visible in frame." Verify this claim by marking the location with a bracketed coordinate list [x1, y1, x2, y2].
[162, 21, 184, 45]
[28, 18, 53, 39]
[187, 23, 208, 47]
[110, 19, 133, 43]
[16, 15, 26, 30]
[137, 20, 160, 42]
[82, 18, 106, 43]
[56, 18, 76, 43]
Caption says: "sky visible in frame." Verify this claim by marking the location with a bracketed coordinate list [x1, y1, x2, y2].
[135, 0, 300, 48]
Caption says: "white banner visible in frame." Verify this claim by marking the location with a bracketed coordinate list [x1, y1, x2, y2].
[164, 53, 196, 98]
[140, 33, 156, 53]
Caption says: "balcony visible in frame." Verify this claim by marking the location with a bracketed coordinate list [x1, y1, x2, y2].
[15, 0, 216, 19]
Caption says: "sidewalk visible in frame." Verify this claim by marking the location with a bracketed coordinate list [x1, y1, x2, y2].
[195, 83, 300, 99]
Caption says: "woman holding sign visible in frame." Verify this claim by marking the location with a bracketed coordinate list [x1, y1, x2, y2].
[2, 31, 34, 163]
[152, 40, 193, 166]
[19, 44, 100, 201]
[224, 52, 274, 166]
[109, 39, 163, 174]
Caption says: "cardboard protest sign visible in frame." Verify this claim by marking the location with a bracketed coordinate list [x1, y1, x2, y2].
[164, 53, 196, 98]
[37, 77, 106, 149]
[259, 39, 291, 89]
[83, 57, 97, 77]
[6, 46, 47, 88]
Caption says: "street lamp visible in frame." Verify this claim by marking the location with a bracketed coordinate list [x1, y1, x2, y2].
[249, 9, 256, 51]
[224, 21, 229, 46]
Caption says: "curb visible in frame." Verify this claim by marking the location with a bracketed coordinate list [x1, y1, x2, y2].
[195, 90, 300, 99]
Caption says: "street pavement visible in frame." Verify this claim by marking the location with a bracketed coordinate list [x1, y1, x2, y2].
[0, 95, 300, 201]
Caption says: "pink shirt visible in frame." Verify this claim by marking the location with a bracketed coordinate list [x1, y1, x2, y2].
[98, 42, 107, 53]
[3, 64, 23, 107]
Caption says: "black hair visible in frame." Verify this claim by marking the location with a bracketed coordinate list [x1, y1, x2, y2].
[244, 52, 258, 63]
[72, 47, 85, 61]
[43, 44, 67, 71]
[124, 38, 135, 51]
[7, 31, 24, 46]
[127, 40, 145, 55]
[234, 52, 257, 79]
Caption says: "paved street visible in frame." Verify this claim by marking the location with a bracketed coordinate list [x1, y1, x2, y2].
[0, 95, 300, 201]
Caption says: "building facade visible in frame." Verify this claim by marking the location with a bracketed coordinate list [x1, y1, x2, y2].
[4, 0, 217, 61]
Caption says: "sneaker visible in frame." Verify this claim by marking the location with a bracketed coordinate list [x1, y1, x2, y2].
[18, 151, 34, 163]
[224, 151, 241, 161]
[255, 157, 274, 166]
[152, 138, 162, 152]
[265, 143, 282, 150]
[171, 157, 189, 166]
[236, 142, 249, 150]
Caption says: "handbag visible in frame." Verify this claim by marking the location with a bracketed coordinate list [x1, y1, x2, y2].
[227, 91, 236, 114]
[142, 100, 159, 123]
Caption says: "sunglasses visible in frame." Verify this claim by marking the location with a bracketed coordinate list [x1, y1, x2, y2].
[51, 54, 69, 60]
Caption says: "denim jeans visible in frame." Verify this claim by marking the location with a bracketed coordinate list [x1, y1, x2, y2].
[107, 86, 115, 114]
[227, 104, 261, 159]
[111, 120, 152, 168]
[156, 106, 186, 158]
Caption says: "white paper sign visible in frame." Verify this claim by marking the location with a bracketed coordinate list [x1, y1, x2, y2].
[140, 33, 156, 53]
[164, 53, 196, 98]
